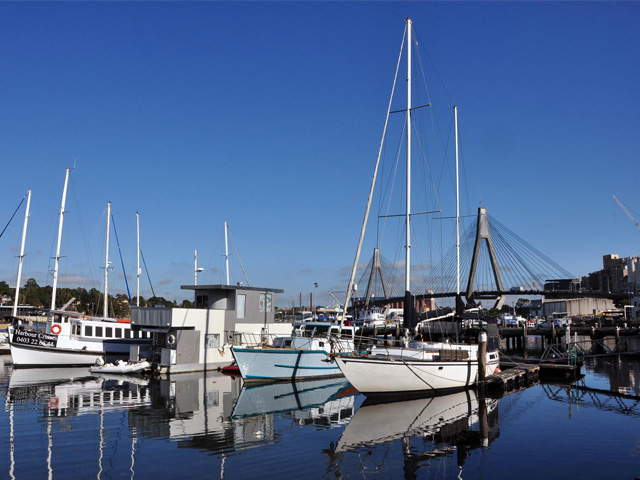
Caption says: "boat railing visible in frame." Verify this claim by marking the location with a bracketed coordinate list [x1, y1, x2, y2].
[328, 334, 357, 354]
[231, 331, 287, 348]
[344, 333, 477, 357]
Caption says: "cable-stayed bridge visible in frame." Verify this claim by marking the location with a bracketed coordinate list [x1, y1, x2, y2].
[357, 207, 622, 309]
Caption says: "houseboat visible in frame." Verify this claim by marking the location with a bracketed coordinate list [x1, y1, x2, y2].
[131, 284, 291, 374]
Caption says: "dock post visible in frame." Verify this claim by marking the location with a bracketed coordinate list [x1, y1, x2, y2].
[478, 391, 489, 448]
[478, 332, 487, 381]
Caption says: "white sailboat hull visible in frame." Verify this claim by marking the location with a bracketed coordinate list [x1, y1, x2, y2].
[334, 352, 499, 396]
[232, 347, 342, 382]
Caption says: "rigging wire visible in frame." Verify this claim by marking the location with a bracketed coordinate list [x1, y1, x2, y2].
[110, 213, 133, 306]
[0, 195, 25, 240]
[140, 248, 156, 299]
[227, 226, 250, 286]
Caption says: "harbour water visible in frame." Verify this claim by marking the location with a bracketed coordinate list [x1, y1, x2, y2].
[0, 354, 639, 479]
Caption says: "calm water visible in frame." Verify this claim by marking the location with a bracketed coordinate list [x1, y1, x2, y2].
[1, 354, 639, 480]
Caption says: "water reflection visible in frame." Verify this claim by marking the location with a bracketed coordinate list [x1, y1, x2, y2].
[331, 389, 500, 475]
[542, 379, 640, 419]
[588, 356, 640, 396]
[4, 367, 356, 460]
[232, 377, 355, 425]
[3, 356, 639, 479]
[5, 367, 153, 480]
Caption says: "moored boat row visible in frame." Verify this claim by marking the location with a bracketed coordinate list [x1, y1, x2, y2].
[4, 19, 501, 402]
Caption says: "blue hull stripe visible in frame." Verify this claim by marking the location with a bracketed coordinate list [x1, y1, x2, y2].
[273, 364, 339, 371]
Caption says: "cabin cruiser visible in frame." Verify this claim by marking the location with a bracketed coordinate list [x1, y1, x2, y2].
[8, 310, 151, 367]
[232, 321, 356, 383]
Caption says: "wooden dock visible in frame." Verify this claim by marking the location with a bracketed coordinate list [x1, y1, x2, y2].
[499, 359, 581, 378]
[482, 364, 540, 394]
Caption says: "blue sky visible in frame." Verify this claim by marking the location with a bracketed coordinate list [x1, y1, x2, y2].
[0, 2, 638, 308]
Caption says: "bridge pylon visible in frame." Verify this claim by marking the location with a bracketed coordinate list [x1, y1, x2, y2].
[466, 207, 505, 309]
[364, 247, 389, 305]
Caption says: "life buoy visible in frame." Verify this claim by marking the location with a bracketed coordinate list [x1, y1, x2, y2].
[51, 324, 62, 335]
[167, 334, 176, 346]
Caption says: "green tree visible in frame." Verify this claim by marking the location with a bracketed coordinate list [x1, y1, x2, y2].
[0, 280, 12, 296]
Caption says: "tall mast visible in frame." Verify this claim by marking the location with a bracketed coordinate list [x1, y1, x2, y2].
[136, 212, 140, 307]
[224, 221, 230, 285]
[51, 168, 70, 311]
[13, 190, 31, 317]
[405, 17, 412, 294]
[194, 249, 199, 285]
[454, 105, 460, 295]
[103, 202, 111, 318]
[340, 18, 407, 329]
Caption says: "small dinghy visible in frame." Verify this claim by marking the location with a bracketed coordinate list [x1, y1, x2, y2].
[91, 358, 151, 374]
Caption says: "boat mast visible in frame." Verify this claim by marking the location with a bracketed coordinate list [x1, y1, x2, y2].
[136, 212, 140, 307]
[340, 20, 407, 329]
[103, 201, 111, 318]
[405, 17, 412, 296]
[13, 190, 31, 317]
[224, 221, 230, 285]
[194, 250, 198, 285]
[454, 105, 460, 296]
[51, 168, 70, 311]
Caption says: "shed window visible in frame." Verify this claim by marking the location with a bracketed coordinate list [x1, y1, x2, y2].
[238, 294, 246, 319]
[205, 334, 220, 349]
[259, 293, 272, 313]
[196, 295, 209, 309]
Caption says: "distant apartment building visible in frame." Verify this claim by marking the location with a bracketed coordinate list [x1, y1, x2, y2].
[580, 254, 640, 319]
[581, 254, 634, 294]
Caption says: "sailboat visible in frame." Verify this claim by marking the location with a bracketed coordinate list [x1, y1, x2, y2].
[9, 173, 150, 367]
[332, 18, 500, 397]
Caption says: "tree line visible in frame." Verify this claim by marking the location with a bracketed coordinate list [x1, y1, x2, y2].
[0, 278, 193, 318]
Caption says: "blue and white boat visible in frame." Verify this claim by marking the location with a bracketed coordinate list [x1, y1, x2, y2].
[231, 322, 355, 383]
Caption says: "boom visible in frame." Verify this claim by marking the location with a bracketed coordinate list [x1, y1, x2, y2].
[613, 195, 640, 232]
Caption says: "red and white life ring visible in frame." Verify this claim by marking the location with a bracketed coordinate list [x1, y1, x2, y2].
[51, 324, 62, 335]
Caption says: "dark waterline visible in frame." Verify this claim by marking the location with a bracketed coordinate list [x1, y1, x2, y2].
[0, 354, 639, 479]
